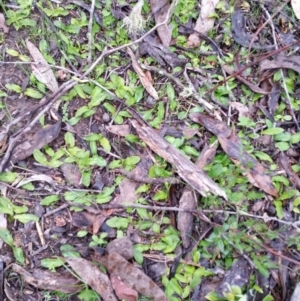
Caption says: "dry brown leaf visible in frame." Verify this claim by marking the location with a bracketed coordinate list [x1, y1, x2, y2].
[92, 251, 168, 301]
[110, 275, 138, 301]
[9, 121, 61, 165]
[127, 47, 159, 99]
[230, 102, 250, 118]
[260, 53, 300, 74]
[66, 257, 117, 301]
[0, 13, 9, 34]
[187, 0, 220, 47]
[106, 125, 131, 136]
[15, 174, 56, 188]
[26, 39, 58, 92]
[154, 3, 172, 47]
[292, 0, 300, 19]
[11, 264, 82, 293]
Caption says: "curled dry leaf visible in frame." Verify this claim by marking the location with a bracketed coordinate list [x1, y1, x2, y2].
[11, 264, 82, 293]
[230, 102, 250, 118]
[190, 113, 278, 197]
[26, 39, 58, 92]
[187, 0, 220, 47]
[15, 174, 56, 188]
[127, 47, 159, 100]
[66, 257, 117, 301]
[92, 251, 168, 301]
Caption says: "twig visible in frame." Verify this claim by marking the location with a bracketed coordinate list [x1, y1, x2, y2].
[87, 0, 96, 65]
[44, 203, 69, 217]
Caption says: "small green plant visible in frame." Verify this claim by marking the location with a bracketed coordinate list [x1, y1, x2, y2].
[89, 233, 108, 247]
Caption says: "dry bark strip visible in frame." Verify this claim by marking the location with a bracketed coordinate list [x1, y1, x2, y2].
[130, 120, 227, 199]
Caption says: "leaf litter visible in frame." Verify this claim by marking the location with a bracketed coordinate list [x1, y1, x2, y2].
[1, 0, 300, 300]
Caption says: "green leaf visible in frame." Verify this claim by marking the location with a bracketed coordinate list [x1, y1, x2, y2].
[0, 197, 14, 215]
[274, 132, 291, 142]
[6, 48, 19, 56]
[0, 172, 18, 182]
[65, 132, 75, 148]
[13, 246, 25, 264]
[41, 257, 65, 272]
[275, 142, 290, 151]
[0, 228, 14, 246]
[77, 289, 99, 301]
[77, 230, 88, 237]
[60, 244, 81, 258]
[24, 88, 43, 99]
[274, 200, 284, 219]
[253, 257, 269, 277]
[262, 295, 274, 301]
[254, 151, 273, 163]
[82, 171, 91, 187]
[41, 195, 60, 206]
[108, 159, 123, 169]
[153, 190, 167, 201]
[99, 137, 111, 152]
[88, 156, 107, 167]
[5, 83, 22, 93]
[124, 156, 140, 166]
[135, 184, 150, 193]
[277, 189, 298, 201]
[14, 214, 39, 223]
[89, 86, 106, 108]
[290, 132, 300, 144]
[106, 217, 130, 228]
[261, 128, 284, 135]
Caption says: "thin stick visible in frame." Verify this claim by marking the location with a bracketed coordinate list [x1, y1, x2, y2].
[87, 0, 96, 65]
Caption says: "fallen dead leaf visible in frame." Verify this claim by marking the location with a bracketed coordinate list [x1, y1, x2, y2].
[66, 257, 117, 301]
[110, 275, 138, 301]
[9, 121, 61, 166]
[11, 264, 82, 293]
[106, 124, 131, 136]
[260, 53, 300, 75]
[26, 40, 58, 92]
[187, 0, 220, 47]
[230, 102, 250, 118]
[15, 174, 56, 188]
[127, 47, 159, 100]
[0, 13, 9, 34]
[92, 251, 168, 301]
[292, 0, 300, 19]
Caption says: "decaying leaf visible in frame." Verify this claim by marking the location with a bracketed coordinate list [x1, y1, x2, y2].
[11, 264, 82, 293]
[26, 40, 58, 92]
[92, 251, 168, 301]
[110, 275, 138, 301]
[9, 120, 61, 165]
[187, 0, 220, 47]
[217, 257, 251, 297]
[150, 0, 172, 47]
[61, 163, 82, 188]
[66, 257, 117, 301]
[130, 120, 227, 199]
[190, 113, 278, 197]
[0, 13, 9, 34]
[127, 47, 159, 100]
[260, 53, 300, 75]
[15, 174, 56, 188]
[178, 141, 217, 248]
[106, 125, 131, 136]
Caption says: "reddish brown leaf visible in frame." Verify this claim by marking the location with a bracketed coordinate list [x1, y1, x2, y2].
[110, 275, 138, 301]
